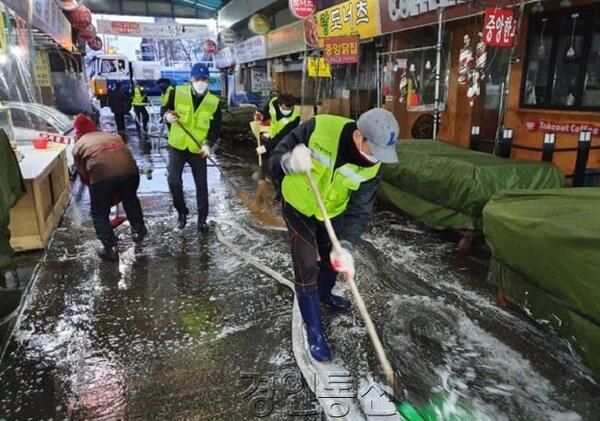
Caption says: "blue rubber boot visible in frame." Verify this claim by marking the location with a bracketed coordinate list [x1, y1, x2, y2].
[318, 271, 351, 311]
[296, 288, 332, 362]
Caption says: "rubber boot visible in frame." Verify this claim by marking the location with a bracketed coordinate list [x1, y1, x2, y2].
[318, 271, 351, 311]
[177, 210, 188, 229]
[296, 287, 332, 362]
[197, 217, 208, 234]
[98, 245, 118, 262]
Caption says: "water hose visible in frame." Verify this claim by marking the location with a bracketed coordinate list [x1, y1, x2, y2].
[215, 223, 395, 420]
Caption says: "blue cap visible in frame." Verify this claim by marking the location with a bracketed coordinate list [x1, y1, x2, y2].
[191, 63, 209, 79]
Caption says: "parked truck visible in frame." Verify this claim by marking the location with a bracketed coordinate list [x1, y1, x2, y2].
[87, 53, 221, 107]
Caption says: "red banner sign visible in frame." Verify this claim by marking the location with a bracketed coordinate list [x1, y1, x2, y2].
[525, 120, 600, 136]
[38, 132, 74, 145]
[324, 36, 359, 65]
[289, 0, 316, 20]
[483, 8, 516, 47]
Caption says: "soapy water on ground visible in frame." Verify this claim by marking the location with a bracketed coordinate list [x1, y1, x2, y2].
[1, 128, 599, 420]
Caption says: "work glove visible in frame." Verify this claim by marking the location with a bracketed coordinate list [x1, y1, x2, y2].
[165, 112, 180, 123]
[330, 246, 355, 279]
[256, 145, 267, 155]
[199, 145, 211, 158]
[281, 144, 313, 174]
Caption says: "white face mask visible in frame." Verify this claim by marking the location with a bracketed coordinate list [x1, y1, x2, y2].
[192, 80, 208, 95]
[359, 141, 379, 164]
[279, 107, 293, 117]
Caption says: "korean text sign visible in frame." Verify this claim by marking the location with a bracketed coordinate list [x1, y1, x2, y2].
[483, 8, 516, 47]
[307, 57, 332, 77]
[315, 0, 380, 41]
[324, 36, 360, 64]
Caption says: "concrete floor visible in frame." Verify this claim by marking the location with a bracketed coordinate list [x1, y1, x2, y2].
[1, 129, 599, 420]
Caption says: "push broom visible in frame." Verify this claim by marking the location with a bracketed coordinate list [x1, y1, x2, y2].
[304, 171, 474, 421]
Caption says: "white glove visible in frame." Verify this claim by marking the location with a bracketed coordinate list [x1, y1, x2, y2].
[256, 145, 267, 155]
[199, 145, 211, 158]
[330, 247, 355, 278]
[282, 144, 313, 174]
[165, 112, 179, 123]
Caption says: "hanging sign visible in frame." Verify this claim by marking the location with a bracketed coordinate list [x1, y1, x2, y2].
[289, 0, 316, 20]
[483, 8, 516, 47]
[34, 51, 52, 87]
[251, 68, 273, 92]
[203, 39, 218, 54]
[307, 57, 331, 77]
[97, 20, 212, 40]
[266, 21, 306, 58]
[234, 35, 267, 64]
[315, 0, 380, 41]
[88, 36, 103, 51]
[214, 47, 236, 68]
[220, 28, 238, 48]
[1, 0, 30, 23]
[324, 36, 359, 64]
[248, 14, 270, 35]
[0, 5, 7, 55]
[304, 17, 320, 48]
[32, 0, 73, 50]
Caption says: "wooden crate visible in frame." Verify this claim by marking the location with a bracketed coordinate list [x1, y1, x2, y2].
[9, 147, 70, 251]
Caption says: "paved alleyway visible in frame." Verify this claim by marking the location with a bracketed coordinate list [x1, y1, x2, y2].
[1, 131, 599, 420]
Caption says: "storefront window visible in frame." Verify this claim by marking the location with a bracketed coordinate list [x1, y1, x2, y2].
[403, 27, 450, 112]
[521, 5, 600, 110]
[583, 13, 600, 107]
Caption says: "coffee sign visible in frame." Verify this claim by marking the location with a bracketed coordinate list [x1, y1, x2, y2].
[525, 120, 600, 136]
[379, 0, 516, 35]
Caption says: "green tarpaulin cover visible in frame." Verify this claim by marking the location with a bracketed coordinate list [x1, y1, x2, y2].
[483, 189, 600, 376]
[0, 130, 25, 272]
[380, 140, 564, 230]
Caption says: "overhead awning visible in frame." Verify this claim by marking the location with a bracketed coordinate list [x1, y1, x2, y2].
[82, 0, 228, 19]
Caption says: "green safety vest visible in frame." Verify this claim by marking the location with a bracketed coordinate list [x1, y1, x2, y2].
[282, 115, 381, 221]
[168, 84, 219, 153]
[160, 85, 174, 107]
[268, 97, 300, 139]
[132, 86, 147, 105]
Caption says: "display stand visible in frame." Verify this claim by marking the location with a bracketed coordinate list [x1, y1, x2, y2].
[8, 144, 70, 251]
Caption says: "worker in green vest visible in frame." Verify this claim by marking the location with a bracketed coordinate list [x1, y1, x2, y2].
[157, 78, 174, 128]
[164, 63, 221, 233]
[255, 93, 301, 179]
[131, 81, 149, 134]
[269, 109, 399, 362]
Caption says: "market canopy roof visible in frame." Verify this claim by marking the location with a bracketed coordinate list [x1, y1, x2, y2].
[82, 0, 229, 19]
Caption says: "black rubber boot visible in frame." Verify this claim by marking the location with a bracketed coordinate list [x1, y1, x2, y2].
[177, 211, 188, 229]
[98, 245, 118, 262]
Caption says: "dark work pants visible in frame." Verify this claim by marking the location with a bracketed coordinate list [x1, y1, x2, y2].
[282, 203, 345, 293]
[89, 174, 145, 248]
[133, 105, 149, 132]
[114, 113, 126, 134]
[167, 146, 209, 224]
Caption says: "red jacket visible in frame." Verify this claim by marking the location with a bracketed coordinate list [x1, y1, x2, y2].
[73, 132, 138, 185]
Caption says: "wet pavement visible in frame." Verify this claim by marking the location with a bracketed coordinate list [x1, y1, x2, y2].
[1, 126, 599, 420]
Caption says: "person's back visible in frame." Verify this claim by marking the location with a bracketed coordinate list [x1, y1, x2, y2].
[108, 85, 131, 114]
[73, 131, 138, 185]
